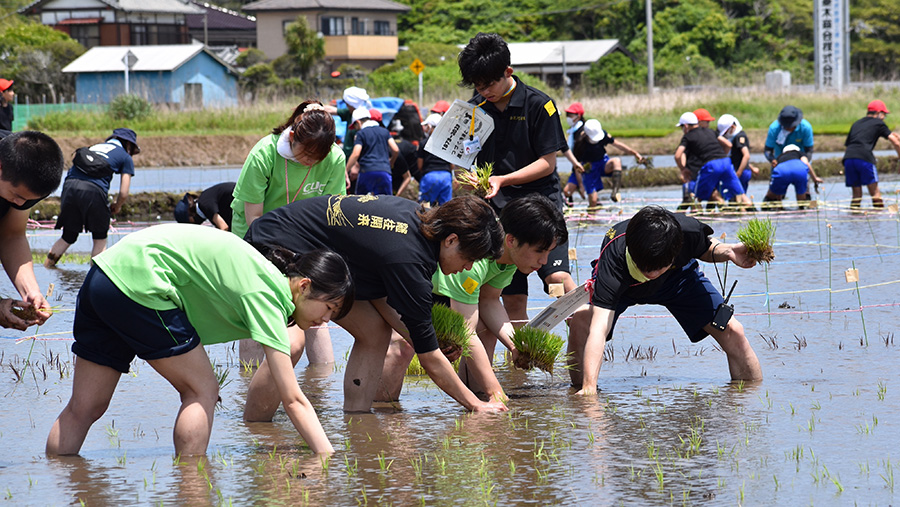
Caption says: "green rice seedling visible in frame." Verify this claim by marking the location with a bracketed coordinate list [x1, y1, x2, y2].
[431, 304, 471, 359]
[511, 326, 566, 373]
[736, 218, 776, 263]
[453, 162, 493, 196]
[405, 355, 427, 376]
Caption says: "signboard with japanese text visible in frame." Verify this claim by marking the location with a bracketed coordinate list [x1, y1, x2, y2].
[424, 99, 494, 168]
[814, 0, 848, 91]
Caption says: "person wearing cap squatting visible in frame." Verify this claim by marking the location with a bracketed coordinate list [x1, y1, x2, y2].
[0, 79, 14, 131]
[765, 105, 814, 164]
[674, 112, 751, 210]
[45, 128, 139, 267]
[763, 144, 822, 210]
[563, 108, 644, 208]
[716, 114, 759, 206]
[842, 99, 900, 209]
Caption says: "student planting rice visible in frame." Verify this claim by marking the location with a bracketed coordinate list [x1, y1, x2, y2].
[232, 99, 347, 364]
[242, 194, 508, 414]
[378, 194, 569, 402]
[568, 205, 763, 394]
[46, 225, 353, 456]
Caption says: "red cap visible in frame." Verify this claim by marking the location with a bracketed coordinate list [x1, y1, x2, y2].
[565, 102, 585, 115]
[868, 99, 890, 114]
[693, 108, 715, 122]
[330, 70, 341, 78]
[368, 108, 383, 122]
[430, 100, 450, 114]
[0, 79, 13, 92]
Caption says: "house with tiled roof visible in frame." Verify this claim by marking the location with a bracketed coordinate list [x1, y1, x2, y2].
[241, 0, 410, 71]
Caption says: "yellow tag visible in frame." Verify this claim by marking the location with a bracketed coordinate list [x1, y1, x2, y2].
[719, 232, 726, 240]
[844, 268, 859, 283]
[605, 227, 616, 240]
[548, 283, 565, 297]
[462, 277, 479, 294]
[889, 204, 899, 214]
[568, 247, 577, 260]
[543, 100, 556, 117]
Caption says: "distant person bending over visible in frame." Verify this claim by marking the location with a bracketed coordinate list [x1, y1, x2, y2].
[674, 112, 750, 210]
[231, 99, 346, 365]
[45, 128, 139, 267]
[560, 102, 586, 205]
[567, 205, 763, 395]
[716, 114, 759, 205]
[345, 108, 399, 196]
[564, 119, 644, 208]
[45, 225, 353, 456]
[0, 79, 14, 131]
[0, 131, 64, 329]
[458, 32, 577, 328]
[842, 100, 900, 208]
[765, 105, 814, 164]
[763, 144, 822, 210]
[174, 181, 236, 230]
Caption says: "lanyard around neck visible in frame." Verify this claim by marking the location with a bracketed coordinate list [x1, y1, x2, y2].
[470, 78, 516, 140]
[285, 158, 313, 205]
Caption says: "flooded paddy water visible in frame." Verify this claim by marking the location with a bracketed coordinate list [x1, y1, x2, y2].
[4, 177, 900, 505]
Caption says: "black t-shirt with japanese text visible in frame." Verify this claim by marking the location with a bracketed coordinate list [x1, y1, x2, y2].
[198, 182, 235, 228]
[471, 75, 568, 208]
[245, 194, 441, 353]
[843, 116, 894, 165]
[590, 212, 713, 309]
[680, 127, 725, 179]
[729, 131, 750, 172]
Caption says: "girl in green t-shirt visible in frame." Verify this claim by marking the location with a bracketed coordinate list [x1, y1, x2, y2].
[46, 225, 354, 457]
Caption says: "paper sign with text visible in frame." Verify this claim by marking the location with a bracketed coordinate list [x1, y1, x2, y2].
[424, 99, 494, 168]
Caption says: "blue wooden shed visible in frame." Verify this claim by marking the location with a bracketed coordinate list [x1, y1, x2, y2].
[63, 43, 239, 108]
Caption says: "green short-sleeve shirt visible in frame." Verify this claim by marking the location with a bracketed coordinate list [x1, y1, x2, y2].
[93, 224, 295, 355]
[432, 258, 516, 305]
[231, 134, 347, 238]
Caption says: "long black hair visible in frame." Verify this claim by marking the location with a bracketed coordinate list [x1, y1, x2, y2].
[418, 195, 503, 261]
[264, 246, 355, 321]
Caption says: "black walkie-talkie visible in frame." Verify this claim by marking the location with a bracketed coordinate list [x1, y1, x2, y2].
[711, 280, 738, 331]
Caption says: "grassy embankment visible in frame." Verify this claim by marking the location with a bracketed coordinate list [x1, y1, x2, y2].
[27, 87, 900, 218]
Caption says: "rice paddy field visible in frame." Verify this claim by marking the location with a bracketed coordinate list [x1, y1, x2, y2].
[3, 176, 900, 505]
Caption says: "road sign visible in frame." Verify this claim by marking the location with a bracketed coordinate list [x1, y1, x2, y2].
[409, 58, 425, 76]
[122, 50, 138, 70]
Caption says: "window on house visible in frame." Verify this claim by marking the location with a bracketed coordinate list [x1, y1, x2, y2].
[70, 24, 100, 48]
[157, 24, 182, 44]
[131, 24, 148, 45]
[351, 17, 366, 35]
[374, 20, 391, 35]
[320, 16, 344, 36]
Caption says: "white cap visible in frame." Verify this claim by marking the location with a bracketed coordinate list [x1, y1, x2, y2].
[716, 114, 736, 136]
[421, 113, 442, 128]
[676, 112, 698, 127]
[351, 107, 370, 124]
[342, 86, 370, 109]
[783, 144, 801, 153]
[583, 119, 605, 143]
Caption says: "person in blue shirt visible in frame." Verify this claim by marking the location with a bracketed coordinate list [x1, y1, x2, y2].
[764, 105, 814, 163]
[45, 128, 139, 267]
[345, 108, 399, 196]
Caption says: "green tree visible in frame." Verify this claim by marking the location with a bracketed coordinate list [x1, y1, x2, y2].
[235, 47, 266, 68]
[0, 20, 85, 102]
[283, 16, 324, 79]
[583, 52, 645, 92]
[851, 0, 900, 80]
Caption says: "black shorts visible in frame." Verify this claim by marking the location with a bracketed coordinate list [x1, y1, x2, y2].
[502, 237, 571, 296]
[55, 178, 111, 243]
[72, 265, 201, 373]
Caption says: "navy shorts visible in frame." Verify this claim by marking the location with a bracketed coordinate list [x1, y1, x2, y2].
[769, 159, 809, 196]
[356, 171, 393, 196]
[695, 157, 744, 201]
[843, 158, 878, 187]
[566, 156, 609, 194]
[72, 265, 201, 373]
[502, 237, 571, 296]
[55, 178, 111, 243]
[605, 260, 724, 343]
[418, 170, 453, 205]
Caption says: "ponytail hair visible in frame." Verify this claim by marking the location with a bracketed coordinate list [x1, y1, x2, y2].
[272, 100, 336, 162]
[263, 246, 355, 320]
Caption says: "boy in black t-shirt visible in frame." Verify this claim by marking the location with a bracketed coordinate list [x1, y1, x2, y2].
[174, 181, 235, 230]
[567, 206, 763, 395]
[716, 114, 759, 205]
[842, 100, 900, 208]
[674, 112, 750, 210]
[457, 32, 576, 326]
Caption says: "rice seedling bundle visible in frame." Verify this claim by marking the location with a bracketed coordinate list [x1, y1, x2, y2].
[431, 304, 471, 358]
[453, 162, 493, 196]
[736, 218, 776, 263]
[511, 326, 566, 373]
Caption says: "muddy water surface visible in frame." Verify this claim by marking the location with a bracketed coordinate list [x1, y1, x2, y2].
[4, 179, 900, 505]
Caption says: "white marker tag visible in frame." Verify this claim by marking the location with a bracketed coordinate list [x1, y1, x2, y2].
[463, 136, 482, 155]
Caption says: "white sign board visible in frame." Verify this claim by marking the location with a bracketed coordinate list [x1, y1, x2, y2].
[424, 99, 494, 168]
[526, 283, 590, 333]
[814, 0, 847, 91]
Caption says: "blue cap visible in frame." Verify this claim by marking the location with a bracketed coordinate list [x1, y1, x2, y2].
[174, 198, 190, 223]
[109, 128, 140, 154]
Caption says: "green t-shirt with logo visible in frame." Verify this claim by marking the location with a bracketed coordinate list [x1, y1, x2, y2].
[93, 224, 294, 355]
[231, 134, 347, 238]
[432, 258, 516, 305]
